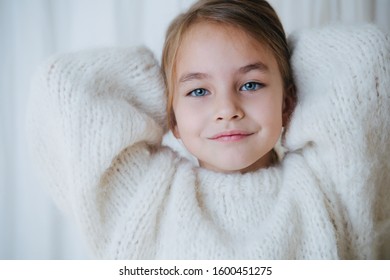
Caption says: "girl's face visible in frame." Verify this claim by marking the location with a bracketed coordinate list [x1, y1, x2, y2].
[172, 22, 285, 173]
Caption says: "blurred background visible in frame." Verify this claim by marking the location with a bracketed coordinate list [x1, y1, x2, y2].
[0, 0, 389, 259]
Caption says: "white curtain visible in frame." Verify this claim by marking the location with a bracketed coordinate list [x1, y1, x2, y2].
[270, 0, 390, 35]
[1, 0, 388, 259]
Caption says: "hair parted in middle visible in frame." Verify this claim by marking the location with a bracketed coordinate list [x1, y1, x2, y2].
[161, 0, 294, 130]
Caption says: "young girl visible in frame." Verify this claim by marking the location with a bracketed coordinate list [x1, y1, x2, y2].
[28, 0, 390, 259]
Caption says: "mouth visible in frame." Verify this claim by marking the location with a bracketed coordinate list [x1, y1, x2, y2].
[208, 130, 254, 142]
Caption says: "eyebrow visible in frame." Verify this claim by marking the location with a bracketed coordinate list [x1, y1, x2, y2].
[238, 62, 269, 74]
[179, 72, 210, 84]
[178, 61, 269, 84]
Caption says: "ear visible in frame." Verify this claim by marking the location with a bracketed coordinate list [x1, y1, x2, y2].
[282, 85, 297, 127]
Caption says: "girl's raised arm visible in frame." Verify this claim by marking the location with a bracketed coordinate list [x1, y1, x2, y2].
[285, 24, 390, 258]
[27, 47, 173, 257]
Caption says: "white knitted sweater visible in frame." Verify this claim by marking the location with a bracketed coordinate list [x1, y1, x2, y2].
[27, 24, 390, 259]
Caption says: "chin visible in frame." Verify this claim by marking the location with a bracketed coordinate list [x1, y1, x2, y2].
[217, 154, 272, 173]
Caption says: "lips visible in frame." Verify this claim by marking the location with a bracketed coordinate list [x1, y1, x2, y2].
[209, 130, 254, 142]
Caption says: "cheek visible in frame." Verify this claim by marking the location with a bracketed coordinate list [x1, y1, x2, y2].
[250, 94, 282, 116]
[178, 112, 201, 131]
[173, 101, 203, 136]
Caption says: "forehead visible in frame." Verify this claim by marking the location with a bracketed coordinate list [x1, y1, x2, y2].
[175, 21, 278, 76]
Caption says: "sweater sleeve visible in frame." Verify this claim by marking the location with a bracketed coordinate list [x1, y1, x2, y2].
[27, 47, 170, 255]
[284, 24, 390, 258]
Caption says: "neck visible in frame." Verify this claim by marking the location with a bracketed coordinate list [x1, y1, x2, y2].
[240, 149, 277, 174]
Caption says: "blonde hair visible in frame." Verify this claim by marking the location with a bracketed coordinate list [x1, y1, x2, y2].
[162, 0, 294, 130]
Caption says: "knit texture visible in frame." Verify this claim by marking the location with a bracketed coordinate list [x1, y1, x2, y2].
[27, 24, 390, 259]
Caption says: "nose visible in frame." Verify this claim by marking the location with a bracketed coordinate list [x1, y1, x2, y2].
[214, 91, 244, 121]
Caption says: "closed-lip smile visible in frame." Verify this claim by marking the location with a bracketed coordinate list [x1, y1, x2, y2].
[209, 130, 254, 142]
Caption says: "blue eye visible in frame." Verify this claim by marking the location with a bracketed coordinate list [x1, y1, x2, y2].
[188, 88, 209, 97]
[240, 82, 263, 91]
